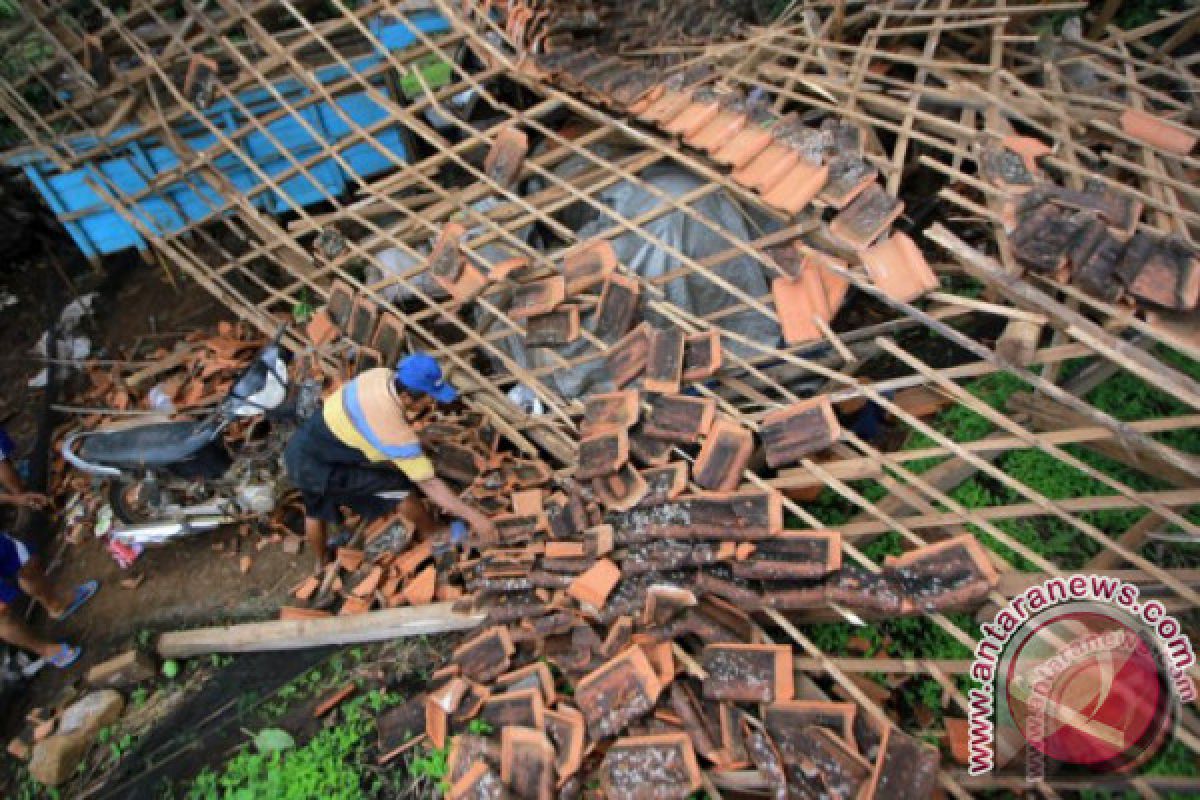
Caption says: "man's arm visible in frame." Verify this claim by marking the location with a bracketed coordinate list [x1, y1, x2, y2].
[0, 460, 47, 508]
[417, 476, 498, 544]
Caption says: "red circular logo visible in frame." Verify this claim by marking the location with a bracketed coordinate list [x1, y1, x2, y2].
[1004, 609, 1174, 772]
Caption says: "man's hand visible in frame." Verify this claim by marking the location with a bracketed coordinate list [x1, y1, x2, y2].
[1, 492, 49, 509]
[465, 510, 499, 545]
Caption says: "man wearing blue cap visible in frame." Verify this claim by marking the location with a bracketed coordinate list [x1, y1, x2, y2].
[284, 353, 497, 569]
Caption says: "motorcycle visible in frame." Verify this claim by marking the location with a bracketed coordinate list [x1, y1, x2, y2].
[61, 329, 314, 546]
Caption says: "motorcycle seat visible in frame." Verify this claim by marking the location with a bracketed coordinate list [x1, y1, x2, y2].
[77, 419, 219, 468]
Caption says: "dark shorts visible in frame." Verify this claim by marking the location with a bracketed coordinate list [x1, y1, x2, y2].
[0, 426, 14, 461]
[0, 533, 33, 605]
[285, 414, 413, 523]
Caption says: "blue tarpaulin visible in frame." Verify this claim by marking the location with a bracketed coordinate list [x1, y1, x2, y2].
[5, 12, 449, 258]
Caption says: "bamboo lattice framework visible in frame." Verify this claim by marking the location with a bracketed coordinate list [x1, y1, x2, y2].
[2, 0, 1200, 794]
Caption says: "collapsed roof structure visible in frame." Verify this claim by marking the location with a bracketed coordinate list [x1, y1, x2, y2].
[2, 0, 1200, 795]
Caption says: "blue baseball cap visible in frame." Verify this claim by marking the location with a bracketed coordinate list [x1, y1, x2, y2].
[396, 353, 458, 403]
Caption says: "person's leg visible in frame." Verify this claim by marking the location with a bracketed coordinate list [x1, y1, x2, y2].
[0, 600, 59, 660]
[305, 516, 329, 571]
[15, 557, 71, 618]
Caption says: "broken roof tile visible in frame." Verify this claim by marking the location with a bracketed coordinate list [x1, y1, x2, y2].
[581, 389, 640, 436]
[701, 643, 794, 703]
[500, 726, 555, 800]
[860, 232, 939, 303]
[761, 160, 829, 215]
[713, 108, 785, 169]
[524, 306, 581, 347]
[1120, 108, 1198, 155]
[480, 687, 546, 732]
[452, 626, 516, 683]
[446, 762, 506, 800]
[543, 706, 586, 784]
[592, 463, 650, 512]
[574, 645, 663, 739]
[643, 327, 686, 395]
[692, 417, 754, 492]
[639, 463, 688, 507]
[606, 322, 652, 387]
[764, 701, 858, 761]
[508, 276, 566, 321]
[760, 396, 841, 467]
[567, 557, 621, 609]
[593, 274, 641, 344]
[599, 733, 702, 799]
[1117, 233, 1200, 311]
[820, 156, 879, 209]
[561, 240, 618, 294]
[347, 294, 378, 346]
[642, 394, 717, 443]
[577, 428, 630, 480]
[732, 530, 842, 580]
[885, 533, 999, 612]
[681, 330, 722, 382]
[829, 184, 904, 250]
[663, 87, 722, 137]
[429, 222, 467, 285]
[484, 125, 529, 188]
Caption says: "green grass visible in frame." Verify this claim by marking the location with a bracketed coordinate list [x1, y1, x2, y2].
[185, 690, 401, 800]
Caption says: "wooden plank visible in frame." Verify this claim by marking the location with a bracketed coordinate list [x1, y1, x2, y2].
[156, 602, 485, 658]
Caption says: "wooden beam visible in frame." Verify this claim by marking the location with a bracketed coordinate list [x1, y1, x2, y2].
[156, 602, 485, 658]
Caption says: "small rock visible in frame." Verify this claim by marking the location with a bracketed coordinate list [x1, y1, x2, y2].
[59, 689, 125, 737]
[28, 730, 90, 786]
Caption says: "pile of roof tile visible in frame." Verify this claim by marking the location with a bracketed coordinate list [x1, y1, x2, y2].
[287, 258, 1006, 795]
[981, 134, 1199, 312]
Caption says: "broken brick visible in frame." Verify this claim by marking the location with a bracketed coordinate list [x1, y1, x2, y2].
[567, 558, 621, 609]
[701, 643, 793, 703]
[500, 726, 555, 800]
[599, 733, 702, 799]
[577, 429, 629, 480]
[593, 274, 641, 344]
[642, 394, 716, 443]
[760, 396, 841, 467]
[829, 184, 904, 250]
[643, 326, 685, 394]
[692, 417, 754, 492]
[574, 645, 663, 739]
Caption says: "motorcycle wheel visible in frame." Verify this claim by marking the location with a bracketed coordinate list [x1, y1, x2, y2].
[109, 480, 158, 524]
